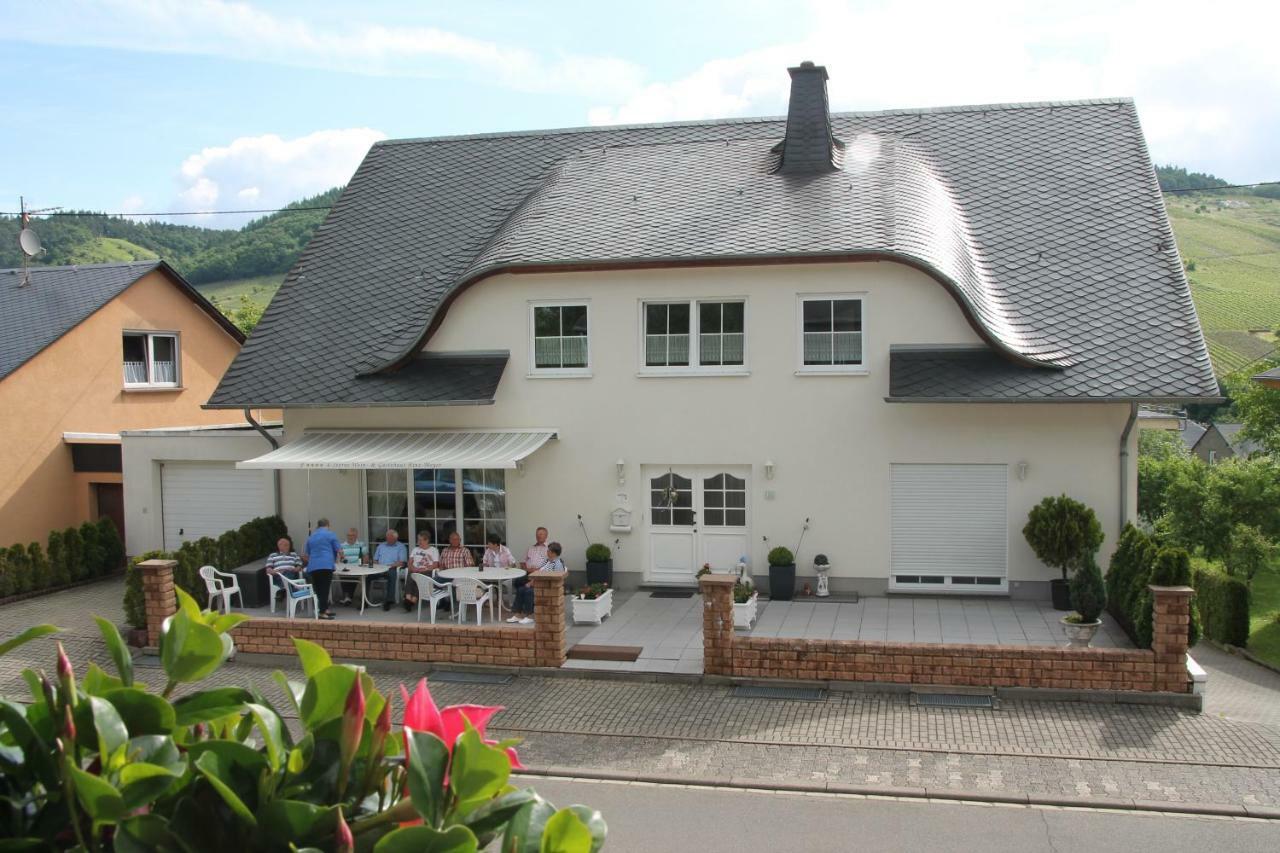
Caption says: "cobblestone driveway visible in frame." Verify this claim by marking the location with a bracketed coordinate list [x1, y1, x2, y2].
[4, 579, 1280, 810]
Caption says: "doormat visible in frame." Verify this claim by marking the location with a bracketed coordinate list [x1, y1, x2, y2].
[648, 590, 695, 599]
[567, 644, 643, 662]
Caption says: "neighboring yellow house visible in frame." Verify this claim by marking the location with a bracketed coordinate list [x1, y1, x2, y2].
[0, 260, 249, 548]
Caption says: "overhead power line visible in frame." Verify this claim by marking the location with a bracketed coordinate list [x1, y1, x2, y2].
[1164, 181, 1280, 194]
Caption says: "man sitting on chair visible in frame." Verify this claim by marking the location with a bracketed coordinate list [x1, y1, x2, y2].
[375, 529, 408, 612]
[265, 537, 303, 610]
[438, 531, 475, 570]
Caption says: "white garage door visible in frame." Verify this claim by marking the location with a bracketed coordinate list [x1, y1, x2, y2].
[161, 462, 273, 551]
[890, 463, 1008, 593]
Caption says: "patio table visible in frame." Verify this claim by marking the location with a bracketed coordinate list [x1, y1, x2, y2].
[438, 567, 526, 617]
[333, 564, 388, 615]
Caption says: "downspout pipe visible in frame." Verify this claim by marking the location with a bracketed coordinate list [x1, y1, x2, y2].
[244, 408, 282, 518]
[1119, 402, 1139, 534]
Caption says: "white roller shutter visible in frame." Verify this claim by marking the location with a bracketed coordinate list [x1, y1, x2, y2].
[161, 462, 272, 551]
[891, 464, 1008, 592]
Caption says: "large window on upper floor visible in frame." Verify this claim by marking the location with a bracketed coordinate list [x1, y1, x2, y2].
[641, 299, 746, 375]
[797, 295, 865, 374]
[529, 301, 590, 376]
[122, 331, 180, 388]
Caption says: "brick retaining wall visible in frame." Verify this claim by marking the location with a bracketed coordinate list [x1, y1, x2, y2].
[700, 576, 1194, 693]
[140, 562, 567, 668]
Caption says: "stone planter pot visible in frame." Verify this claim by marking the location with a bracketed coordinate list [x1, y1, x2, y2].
[1060, 616, 1101, 648]
[585, 559, 613, 586]
[768, 563, 796, 601]
[572, 588, 613, 625]
[126, 627, 149, 648]
[1050, 578, 1072, 611]
[733, 592, 758, 630]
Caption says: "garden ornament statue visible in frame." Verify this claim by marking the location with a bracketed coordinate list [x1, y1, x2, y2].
[813, 553, 831, 597]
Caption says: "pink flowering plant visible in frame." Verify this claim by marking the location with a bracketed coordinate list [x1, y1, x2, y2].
[0, 588, 606, 851]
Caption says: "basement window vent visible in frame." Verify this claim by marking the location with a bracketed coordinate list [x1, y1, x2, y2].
[914, 693, 994, 709]
[732, 685, 827, 701]
[429, 671, 513, 685]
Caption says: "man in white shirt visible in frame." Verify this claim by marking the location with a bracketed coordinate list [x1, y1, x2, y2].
[522, 526, 550, 570]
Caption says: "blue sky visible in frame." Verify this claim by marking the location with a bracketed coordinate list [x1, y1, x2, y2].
[2, 0, 1276, 228]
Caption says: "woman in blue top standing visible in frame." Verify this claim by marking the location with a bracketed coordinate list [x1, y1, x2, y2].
[303, 518, 342, 620]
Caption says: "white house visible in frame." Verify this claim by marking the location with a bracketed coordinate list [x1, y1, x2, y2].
[204, 62, 1218, 599]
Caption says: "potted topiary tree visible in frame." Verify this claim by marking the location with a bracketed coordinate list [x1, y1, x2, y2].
[585, 543, 613, 585]
[1061, 552, 1107, 647]
[1022, 494, 1104, 610]
[767, 546, 796, 601]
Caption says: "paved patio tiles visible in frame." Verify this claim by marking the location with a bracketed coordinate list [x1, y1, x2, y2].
[568, 592, 703, 673]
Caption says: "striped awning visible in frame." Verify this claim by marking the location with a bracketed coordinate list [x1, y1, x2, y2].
[236, 429, 556, 470]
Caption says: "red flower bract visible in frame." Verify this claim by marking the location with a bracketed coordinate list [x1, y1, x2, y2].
[399, 678, 517, 764]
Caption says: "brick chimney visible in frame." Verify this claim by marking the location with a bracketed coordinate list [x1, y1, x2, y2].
[774, 61, 840, 175]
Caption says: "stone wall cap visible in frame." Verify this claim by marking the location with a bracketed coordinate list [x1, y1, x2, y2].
[1148, 585, 1195, 595]
[697, 574, 738, 587]
[136, 559, 178, 570]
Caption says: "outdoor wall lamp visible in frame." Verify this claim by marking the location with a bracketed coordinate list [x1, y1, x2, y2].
[616, 458, 626, 485]
[764, 459, 775, 480]
[1017, 461, 1029, 481]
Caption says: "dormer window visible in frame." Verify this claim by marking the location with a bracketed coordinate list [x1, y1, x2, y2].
[123, 331, 179, 388]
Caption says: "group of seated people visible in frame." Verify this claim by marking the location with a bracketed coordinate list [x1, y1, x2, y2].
[265, 520, 565, 622]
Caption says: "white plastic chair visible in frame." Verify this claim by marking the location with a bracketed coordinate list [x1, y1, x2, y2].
[454, 579, 493, 626]
[198, 565, 243, 614]
[410, 573, 454, 624]
[267, 571, 294, 614]
[280, 574, 319, 619]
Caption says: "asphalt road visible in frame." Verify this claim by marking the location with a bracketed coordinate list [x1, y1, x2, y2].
[523, 776, 1280, 853]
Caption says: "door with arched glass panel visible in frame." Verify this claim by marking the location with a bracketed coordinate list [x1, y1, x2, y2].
[644, 465, 750, 585]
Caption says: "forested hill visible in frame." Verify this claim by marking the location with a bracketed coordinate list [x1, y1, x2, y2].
[0, 187, 341, 283]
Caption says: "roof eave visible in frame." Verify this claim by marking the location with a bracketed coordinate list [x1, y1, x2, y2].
[884, 395, 1226, 404]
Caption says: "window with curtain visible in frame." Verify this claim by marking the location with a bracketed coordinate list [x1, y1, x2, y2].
[643, 299, 745, 371]
[122, 332, 179, 387]
[531, 303, 589, 371]
[800, 297, 863, 369]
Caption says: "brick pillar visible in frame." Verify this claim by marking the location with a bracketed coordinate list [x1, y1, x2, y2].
[138, 559, 179, 647]
[1150, 584, 1195, 693]
[532, 571, 566, 668]
[699, 574, 736, 676]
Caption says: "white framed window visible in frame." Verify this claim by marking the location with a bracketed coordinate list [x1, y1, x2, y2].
[364, 468, 507, 561]
[122, 331, 180, 388]
[640, 299, 747, 375]
[529, 301, 590, 376]
[796, 295, 865, 374]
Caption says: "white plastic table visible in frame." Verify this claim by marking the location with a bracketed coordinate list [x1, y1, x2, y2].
[334, 564, 389, 614]
[437, 567, 527, 617]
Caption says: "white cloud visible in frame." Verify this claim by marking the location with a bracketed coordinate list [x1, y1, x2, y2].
[169, 127, 386, 227]
[4, 0, 644, 99]
[586, 0, 1280, 181]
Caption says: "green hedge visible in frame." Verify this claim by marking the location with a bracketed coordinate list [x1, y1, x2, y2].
[1105, 523, 1201, 649]
[0, 517, 123, 600]
[1191, 558, 1251, 647]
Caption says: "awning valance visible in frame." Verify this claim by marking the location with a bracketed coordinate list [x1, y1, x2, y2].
[236, 429, 556, 470]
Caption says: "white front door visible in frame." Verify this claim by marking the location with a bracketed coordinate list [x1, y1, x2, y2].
[645, 466, 750, 585]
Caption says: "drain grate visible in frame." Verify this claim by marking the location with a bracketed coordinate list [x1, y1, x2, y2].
[915, 693, 993, 709]
[648, 590, 695, 599]
[430, 671, 513, 685]
[732, 685, 826, 701]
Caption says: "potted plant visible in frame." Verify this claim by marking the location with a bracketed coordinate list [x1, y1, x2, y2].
[767, 546, 796, 601]
[585, 542, 613, 585]
[732, 577, 758, 629]
[1022, 494, 1103, 610]
[572, 582, 613, 624]
[1061, 553, 1107, 647]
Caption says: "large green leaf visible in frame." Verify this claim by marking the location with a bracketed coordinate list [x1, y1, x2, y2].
[258, 800, 337, 847]
[0, 625, 59, 658]
[292, 637, 332, 677]
[171, 687, 253, 725]
[0, 700, 57, 788]
[404, 729, 449, 827]
[74, 695, 130, 760]
[299, 665, 357, 727]
[69, 765, 126, 823]
[539, 809, 593, 853]
[115, 814, 192, 853]
[461, 789, 540, 840]
[83, 663, 125, 697]
[186, 739, 269, 775]
[209, 612, 249, 634]
[373, 825, 478, 853]
[194, 752, 257, 827]
[564, 806, 607, 853]
[103, 688, 176, 736]
[119, 762, 181, 810]
[94, 616, 134, 687]
[244, 702, 287, 770]
[450, 725, 509, 806]
[126, 735, 184, 774]
[502, 800, 557, 853]
[160, 604, 228, 685]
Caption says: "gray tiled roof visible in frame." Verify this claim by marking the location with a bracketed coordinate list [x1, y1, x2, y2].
[1180, 421, 1207, 450]
[304, 351, 509, 408]
[1216, 422, 1267, 457]
[209, 97, 1218, 408]
[0, 261, 161, 381]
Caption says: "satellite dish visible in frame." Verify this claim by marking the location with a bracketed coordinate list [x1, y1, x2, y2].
[18, 228, 41, 257]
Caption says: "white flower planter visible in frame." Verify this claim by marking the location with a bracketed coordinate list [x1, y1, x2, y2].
[733, 592, 758, 630]
[1060, 616, 1101, 648]
[572, 588, 613, 625]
